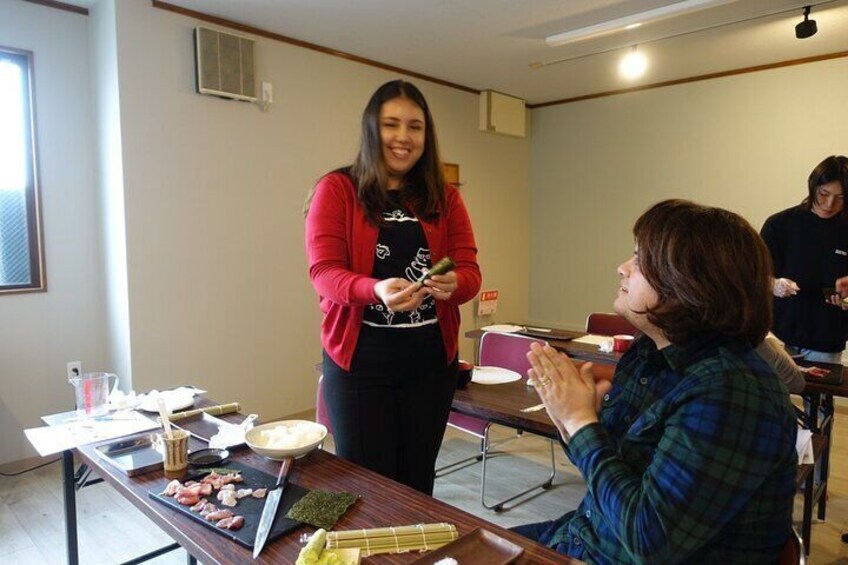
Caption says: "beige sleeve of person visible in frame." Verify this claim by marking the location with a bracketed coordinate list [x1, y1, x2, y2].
[755, 334, 806, 394]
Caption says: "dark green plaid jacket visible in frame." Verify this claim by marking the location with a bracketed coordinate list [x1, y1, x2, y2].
[544, 334, 797, 564]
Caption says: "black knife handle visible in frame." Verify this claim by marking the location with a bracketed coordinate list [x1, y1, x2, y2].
[274, 456, 294, 489]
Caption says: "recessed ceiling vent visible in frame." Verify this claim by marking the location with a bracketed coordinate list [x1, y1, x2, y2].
[194, 26, 257, 102]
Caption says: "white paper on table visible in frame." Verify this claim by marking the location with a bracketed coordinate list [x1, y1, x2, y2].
[796, 428, 814, 465]
[574, 334, 615, 351]
[24, 411, 159, 457]
[207, 413, 254, 449]
[108, 386, 208, 412]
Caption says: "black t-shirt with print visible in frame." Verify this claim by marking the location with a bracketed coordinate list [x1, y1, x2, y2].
[363, 191, 437, 328]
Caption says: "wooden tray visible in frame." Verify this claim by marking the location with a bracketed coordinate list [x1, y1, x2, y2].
[515, 325, 581, 341]
[410, 528, 524, 564]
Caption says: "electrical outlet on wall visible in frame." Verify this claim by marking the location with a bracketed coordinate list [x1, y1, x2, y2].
[67, 361, 81, 380]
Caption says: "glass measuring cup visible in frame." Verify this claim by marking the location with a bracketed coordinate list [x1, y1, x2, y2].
[68, 372, 118, 418]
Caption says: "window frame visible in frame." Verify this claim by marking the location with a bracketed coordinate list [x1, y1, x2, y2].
[0, 45, 46, 294]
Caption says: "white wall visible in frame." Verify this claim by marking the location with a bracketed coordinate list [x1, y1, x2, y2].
[0, 0, 109, 465]
[529, 58, 848, 330]
[109, 2, 530, 421]
[90, 0, 132, 388]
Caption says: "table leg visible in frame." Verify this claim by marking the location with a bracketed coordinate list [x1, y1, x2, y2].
[806, 393, 821, 432]
[62, 449, 79, 565]
[818, 394, 834, 521]
[802, 468, 814, 555]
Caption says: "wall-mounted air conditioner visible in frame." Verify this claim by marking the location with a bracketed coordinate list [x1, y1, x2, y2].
[479, 90, 526, 138]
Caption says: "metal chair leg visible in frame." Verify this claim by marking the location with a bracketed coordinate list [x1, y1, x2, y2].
[436, 430, 524, 477]
[481, 427, 557, 512]
[435, 437, 486, 477]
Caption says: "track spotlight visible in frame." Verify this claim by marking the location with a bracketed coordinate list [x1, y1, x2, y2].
[619, 46, 648, 79]
[795, 6, 817, 39]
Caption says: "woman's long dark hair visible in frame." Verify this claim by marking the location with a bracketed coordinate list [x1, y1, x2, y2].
[304, 80, 445, 224]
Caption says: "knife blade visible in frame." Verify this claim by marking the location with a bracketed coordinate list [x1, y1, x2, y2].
[253, 456, 294, 559]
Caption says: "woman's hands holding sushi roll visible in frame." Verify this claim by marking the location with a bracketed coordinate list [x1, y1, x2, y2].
[374, 277, 430, 312]
[423, 271, 457, 301]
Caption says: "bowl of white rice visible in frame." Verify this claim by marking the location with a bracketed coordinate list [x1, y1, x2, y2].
[245, 420, 328, 460]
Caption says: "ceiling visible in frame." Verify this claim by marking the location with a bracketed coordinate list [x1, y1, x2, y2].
[71, 0, 848, 106]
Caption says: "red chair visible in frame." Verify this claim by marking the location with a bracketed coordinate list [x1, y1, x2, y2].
[437, 331, 555, 511]
[585, 312, 637, 336]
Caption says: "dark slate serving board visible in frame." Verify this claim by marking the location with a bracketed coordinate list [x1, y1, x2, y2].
[148, 460, 309, 548]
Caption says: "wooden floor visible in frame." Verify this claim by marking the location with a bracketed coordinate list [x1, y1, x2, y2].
[2, 414, 847, 564]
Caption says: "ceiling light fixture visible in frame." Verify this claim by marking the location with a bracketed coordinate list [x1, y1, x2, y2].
[795, 6, 818, 39]
[619, 46, 648, 79]
[530, 1, 835, 71]
[544, 0, 738, 47]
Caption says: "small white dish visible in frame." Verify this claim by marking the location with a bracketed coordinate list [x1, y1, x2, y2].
[471, 366, 522, 385]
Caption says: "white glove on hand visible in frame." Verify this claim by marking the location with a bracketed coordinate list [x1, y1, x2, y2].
[773, 277, 800, 298]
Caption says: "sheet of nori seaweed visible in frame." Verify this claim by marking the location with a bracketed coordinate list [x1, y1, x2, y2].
[285, 489, 359, 530]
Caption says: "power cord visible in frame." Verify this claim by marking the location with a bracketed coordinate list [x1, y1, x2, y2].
[0, 457, 60, 477]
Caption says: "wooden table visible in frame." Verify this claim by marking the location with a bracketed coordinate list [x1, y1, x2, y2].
[58, 404, 573, 565]
[452, 379, 557, 440]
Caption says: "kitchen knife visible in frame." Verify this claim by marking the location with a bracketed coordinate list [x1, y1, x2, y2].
[253, 456, 294, 559]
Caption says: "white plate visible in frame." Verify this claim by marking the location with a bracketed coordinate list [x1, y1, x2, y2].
[471, 366, 522, 385]
[480, 324, 524, 333]
[137, 388, 197, 413]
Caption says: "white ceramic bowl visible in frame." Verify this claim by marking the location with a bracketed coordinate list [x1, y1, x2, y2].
[245, 420, 327, 460]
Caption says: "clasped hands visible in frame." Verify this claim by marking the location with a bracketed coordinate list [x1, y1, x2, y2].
[526, 343, 613, 441]
[373, 271, 458, 312]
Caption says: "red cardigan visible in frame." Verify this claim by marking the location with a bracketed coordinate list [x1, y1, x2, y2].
[305, 172, 482, 371]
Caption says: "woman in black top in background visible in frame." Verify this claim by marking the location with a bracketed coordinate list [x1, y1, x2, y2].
[760, 155, 848, 364]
